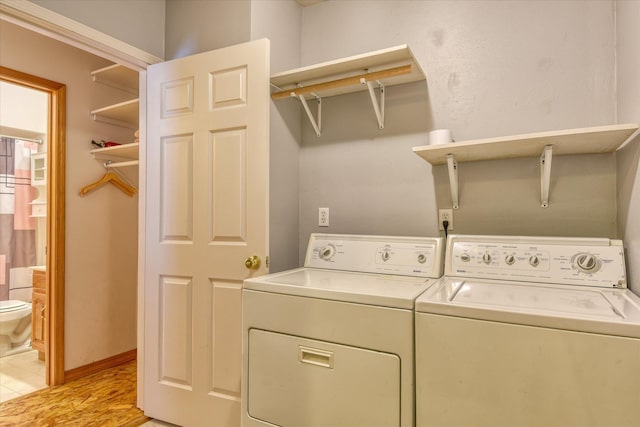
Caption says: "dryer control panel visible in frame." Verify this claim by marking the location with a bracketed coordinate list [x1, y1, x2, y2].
[305, 234, 444, 278]
[446, 235, 627, 288]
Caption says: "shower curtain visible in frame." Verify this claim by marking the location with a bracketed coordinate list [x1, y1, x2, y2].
[0, 137, 37, 300]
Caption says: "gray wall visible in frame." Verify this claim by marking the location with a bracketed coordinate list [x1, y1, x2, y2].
[32, 0, 166, 59]
[298, 0, 617, 262]
[165, 0, 251, 60]
[250, 0, 303, 273]
[616, 0, 640, 294]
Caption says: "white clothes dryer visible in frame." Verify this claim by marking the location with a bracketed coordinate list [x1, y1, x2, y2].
[242, 234, 444, 427]
[415, 235, 640, 427]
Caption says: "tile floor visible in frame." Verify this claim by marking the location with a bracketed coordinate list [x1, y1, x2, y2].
[0, 349, 47, 403]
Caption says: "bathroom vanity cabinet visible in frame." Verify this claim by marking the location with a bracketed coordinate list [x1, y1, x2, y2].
[31, 269, 46, 360]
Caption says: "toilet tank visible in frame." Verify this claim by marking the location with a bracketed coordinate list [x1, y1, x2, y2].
[9, 267, 33, 302]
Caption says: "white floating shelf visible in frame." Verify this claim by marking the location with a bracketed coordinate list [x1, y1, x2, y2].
[413, 124, 639, 165]
[91, 99, 139, 129]
[413, 124, 639, 209]
[91, 64, 139, 95]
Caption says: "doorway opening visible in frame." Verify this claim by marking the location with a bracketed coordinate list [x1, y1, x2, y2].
[0, 66, 66, 389]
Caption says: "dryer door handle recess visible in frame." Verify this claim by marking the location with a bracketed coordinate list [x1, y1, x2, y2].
[299, 346, 334, 369]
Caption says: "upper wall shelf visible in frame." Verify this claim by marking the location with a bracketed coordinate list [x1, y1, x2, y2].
[413, 124, 639, 165]
[413, 124, 639, 209]
[91, 64, 139, 95]
[271, 45, 425, 136]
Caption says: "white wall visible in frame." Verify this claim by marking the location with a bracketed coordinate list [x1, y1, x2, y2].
[615, 0, 640, 295]
[31, 0, 166, 59]
[0, 21, 139, 370]
[298, 0, 617, 261]
[250, 0, 303, 272]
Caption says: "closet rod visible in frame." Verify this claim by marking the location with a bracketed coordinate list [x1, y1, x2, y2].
[271, 64, 412, 100]
[0, 134, 44, 144]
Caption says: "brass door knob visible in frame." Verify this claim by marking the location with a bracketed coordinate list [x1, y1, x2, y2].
[244, 255, 261, 270]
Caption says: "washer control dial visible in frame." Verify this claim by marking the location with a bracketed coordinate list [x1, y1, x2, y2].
[381, 250, 391, 262]
[482, 252, 492, 264]
[529, 256, 540, 267]
[318, 244, 336, 261]
[460, 253, 471, 262]
[505, 255, 516, 265]
[573, 253, 600, 273]
[417, 253, 427, 264]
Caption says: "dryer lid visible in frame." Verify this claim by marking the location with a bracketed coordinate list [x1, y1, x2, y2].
[245, 267, 435, 309]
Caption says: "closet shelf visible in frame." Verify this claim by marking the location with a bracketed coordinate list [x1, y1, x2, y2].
[413, 124, 639, 210]
[90, 99, 139, 129]
[90, 142, 139, 164]
[271, 44, 425, 136]
[91, 64, 139, 95]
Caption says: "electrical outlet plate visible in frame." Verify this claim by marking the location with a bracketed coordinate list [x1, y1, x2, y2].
[319, 207, 329, 227]
[438, 209, 453, 231]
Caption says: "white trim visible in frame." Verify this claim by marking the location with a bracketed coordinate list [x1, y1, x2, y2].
[0, 0, 162, 70]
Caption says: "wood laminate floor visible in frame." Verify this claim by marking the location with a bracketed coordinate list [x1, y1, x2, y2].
[0, 360, 150, 426]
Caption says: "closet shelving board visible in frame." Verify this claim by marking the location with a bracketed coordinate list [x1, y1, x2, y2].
[90, 142, 139, 166]
[90, 64, 139, 94]
[271, 44, 425, 100]
[90, 99, 139, 129]
[413, 124, 639, 165]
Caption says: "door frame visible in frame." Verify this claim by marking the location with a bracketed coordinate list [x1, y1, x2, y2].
[0, 66, 66, 386]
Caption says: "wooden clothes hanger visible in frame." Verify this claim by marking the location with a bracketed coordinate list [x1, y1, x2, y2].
[79, 169, 136, 197]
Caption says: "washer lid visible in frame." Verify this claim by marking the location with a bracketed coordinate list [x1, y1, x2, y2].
[244, 267, 434, 309]
[415, 278, 640, 338]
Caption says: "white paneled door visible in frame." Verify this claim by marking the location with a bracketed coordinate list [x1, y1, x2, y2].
[144, 39, 270, 426]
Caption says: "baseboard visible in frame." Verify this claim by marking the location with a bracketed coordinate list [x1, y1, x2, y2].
[64, 348, 137, 383]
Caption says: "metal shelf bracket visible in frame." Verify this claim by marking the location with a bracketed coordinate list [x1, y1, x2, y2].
[447, 154, 459, 209]
[294, 93, 322, 137]
[540, 145, 553, 208]
[361, 78, 385, 129]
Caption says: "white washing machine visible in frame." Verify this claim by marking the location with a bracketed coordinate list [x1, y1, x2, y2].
[242, 233, 444, 427]
[415, 235, 640, 427]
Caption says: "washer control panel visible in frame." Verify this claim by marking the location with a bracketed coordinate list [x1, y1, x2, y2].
[446, 235, 627, 288]
[306, 234, 444, 278]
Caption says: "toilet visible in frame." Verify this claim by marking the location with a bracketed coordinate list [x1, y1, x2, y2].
[0, 268, 34, 357]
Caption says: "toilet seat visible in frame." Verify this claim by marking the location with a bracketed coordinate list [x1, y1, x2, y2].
[0, 300, 30, 313]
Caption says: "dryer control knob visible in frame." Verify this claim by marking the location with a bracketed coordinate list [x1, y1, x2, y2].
[381, 250, 391, 262]
[575, 253, 600, 273]
[505, 255, 516, 265]
[460, 253, 471, 262]
[417, 254, 427, 264]
[529, 256, 540, 267]
[318, 244, 336, 260]
[482, 253, 492, 264]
